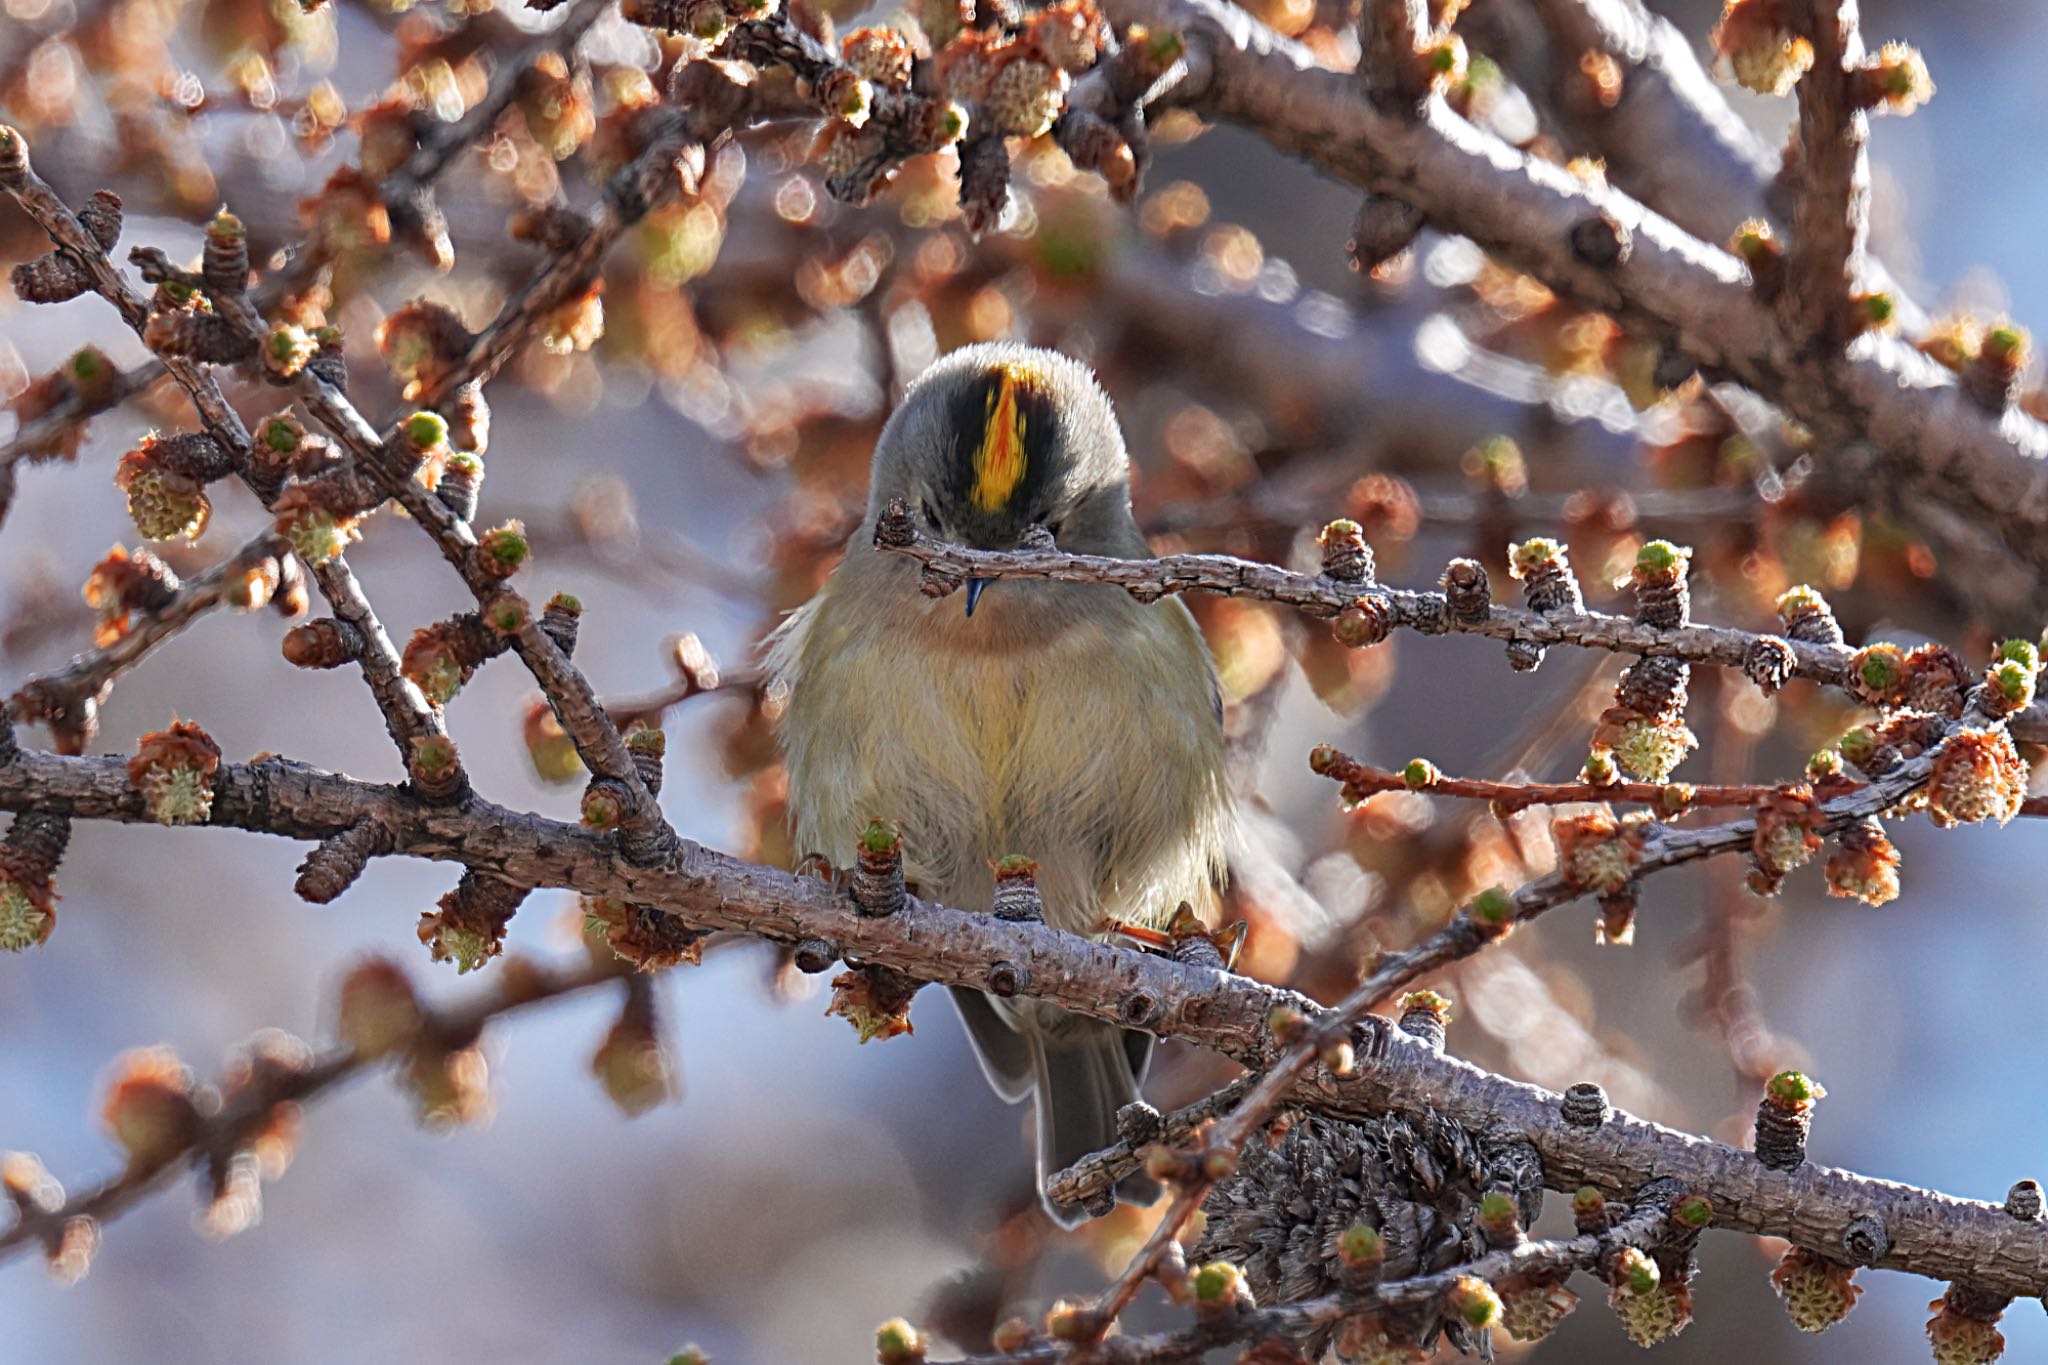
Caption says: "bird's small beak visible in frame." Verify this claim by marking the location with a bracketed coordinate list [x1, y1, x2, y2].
[964, 578, 990, 617]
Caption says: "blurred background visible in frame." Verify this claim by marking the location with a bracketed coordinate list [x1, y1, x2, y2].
[3, 0, 2047, 1360]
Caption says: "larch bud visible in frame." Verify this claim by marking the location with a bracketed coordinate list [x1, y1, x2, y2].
[1713, 0, 1813, 96]
[127, 720, 222, 825]
[1773, 1247, 1862, 1333]
[1755, 1069, 1823, 1171]
[1926, 728, 2027, 828]
[1824, 818, 1901, 906]
[202, 209, 249, 297]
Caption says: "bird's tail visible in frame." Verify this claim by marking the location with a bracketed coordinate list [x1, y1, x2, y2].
[1033, 1018, 1159, 1226]
[948, 987, 1160, 1224]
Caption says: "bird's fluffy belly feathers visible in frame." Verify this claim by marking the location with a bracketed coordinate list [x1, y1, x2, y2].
[772, 564, 1226, 936]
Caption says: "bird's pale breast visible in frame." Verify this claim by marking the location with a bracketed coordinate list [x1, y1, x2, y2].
[772, 554, 1227, 938]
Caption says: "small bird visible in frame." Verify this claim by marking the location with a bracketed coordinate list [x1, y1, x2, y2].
[769, 343, 1230, 1222]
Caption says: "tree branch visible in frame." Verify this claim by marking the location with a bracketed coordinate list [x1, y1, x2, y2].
[1, 720, 2042, 1296]
[1099, 0, 2048, 601]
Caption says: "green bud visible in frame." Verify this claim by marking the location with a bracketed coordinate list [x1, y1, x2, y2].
[1338, 1220, 1383, 1267]
[1190, 1260, 1244, 1304]
[1469, 886, 1514, 926]
[1674, 1194, 1714, 1228]
[1767, 1070, 1824, 1109]
[405, 410, 449, 450]
[1634, 539, 1689, 577]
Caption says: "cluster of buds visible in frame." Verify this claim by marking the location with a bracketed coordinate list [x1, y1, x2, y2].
[1331, 1314, 1426, 1364]
[827, 964, 923, 1042]
[1552, 808, 1643, 902]
[541, 593, 584, 658]
[626, 724, 666, 798]
[262, 323, 318, 380]
[1925, 727, 2029, 828]
[1754, 1069, 1823, 1171]
[1317, 518, 1376, 585]
[402, 611, 514, 708]
[0, 812, 70, 952]
[1926, 1286, 2007, 1365]
[437, 450, 485, 522]
[82, 545, 181, 646]
[272, 476, 364, 565]
[1824, 817, 1901, 906]
[417, 871, 530, 973]
[115, 432, 234, 542]
[932, 16, 1084, 140]
[127, 721, 222, 825]
[1747, 786, 1824, 895]
[1607, 1245, 1692, 1346]
[590, 979, 677, 1117]
[1894, 643, 1974, 717]
[1589, 543, 1698, 783]
[1981, 638, 2039, 717]
[282, 616, 367, 671]
[1712, 0, 1813, 96]
[444, 382, 491, 457]
[1771, 1246, 1862, 1333]
[1742, 633, 1797, 695]
[842, 28, 917, 89]
[1497, 1269, 1578, 1343]
[583, 896, 709, 971]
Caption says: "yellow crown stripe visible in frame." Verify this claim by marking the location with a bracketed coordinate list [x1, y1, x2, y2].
[970, 371, 1029, 512]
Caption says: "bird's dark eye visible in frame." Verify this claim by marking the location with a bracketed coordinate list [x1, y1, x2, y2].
[920, 499, 940, 530]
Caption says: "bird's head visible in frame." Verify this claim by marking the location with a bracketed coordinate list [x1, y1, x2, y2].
[868, 344, 1137, 615]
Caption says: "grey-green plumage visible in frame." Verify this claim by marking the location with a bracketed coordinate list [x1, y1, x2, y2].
[769, 343, 1230, 1223]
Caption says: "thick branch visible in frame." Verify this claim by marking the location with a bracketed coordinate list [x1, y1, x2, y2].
[1099, 0, 2048, 599]
[1785, 0, 1868, 342]
[1, 741, 2043, 1296]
